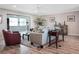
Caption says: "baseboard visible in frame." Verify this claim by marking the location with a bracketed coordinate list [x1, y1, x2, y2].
[68, 34, 79, 36]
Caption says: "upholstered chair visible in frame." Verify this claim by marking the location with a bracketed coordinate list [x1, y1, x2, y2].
[2, 30, 21, 46]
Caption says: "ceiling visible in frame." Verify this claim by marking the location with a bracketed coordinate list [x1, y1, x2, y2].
[0, 4, 79, 15]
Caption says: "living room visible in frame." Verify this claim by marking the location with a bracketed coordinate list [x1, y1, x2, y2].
[0, 4, 79, 54]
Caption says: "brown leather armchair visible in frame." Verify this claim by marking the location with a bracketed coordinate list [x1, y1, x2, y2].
[2, 30, 21, 46]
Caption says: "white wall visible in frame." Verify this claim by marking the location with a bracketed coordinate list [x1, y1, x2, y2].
[43, 11, 79, 36]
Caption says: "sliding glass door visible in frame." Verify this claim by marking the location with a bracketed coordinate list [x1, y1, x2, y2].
[7, 15, 31, 33]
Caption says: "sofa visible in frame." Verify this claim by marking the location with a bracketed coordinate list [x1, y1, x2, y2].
[30, 27, 55, 48]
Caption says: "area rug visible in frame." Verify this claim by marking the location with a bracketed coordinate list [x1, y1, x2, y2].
[21, 38, 38, 48]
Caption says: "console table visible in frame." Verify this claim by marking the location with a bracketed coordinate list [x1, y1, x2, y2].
[48, 30, 64, 48]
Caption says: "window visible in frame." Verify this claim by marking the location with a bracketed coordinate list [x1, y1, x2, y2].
[19, 18, 26, 26]
[7, 15, 30, 32]
[9, 17, 27, 26]
[9, 17, 18, 26]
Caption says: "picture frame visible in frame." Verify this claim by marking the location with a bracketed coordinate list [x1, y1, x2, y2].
[67, 15, 75, 22]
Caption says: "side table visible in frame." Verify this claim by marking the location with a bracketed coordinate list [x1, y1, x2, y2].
[48, 30, 59, 48]
[22, 33, 30, 41]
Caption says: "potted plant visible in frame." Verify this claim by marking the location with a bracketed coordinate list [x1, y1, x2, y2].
[34, 17, 46, 31]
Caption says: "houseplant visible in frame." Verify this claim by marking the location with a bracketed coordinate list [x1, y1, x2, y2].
[34, 17, 46, 32]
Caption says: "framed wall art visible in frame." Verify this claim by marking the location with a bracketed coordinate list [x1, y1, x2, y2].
[67, 15, 75, 22]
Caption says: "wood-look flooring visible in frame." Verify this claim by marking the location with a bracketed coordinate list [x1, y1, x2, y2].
[0, 36, 79, 54]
